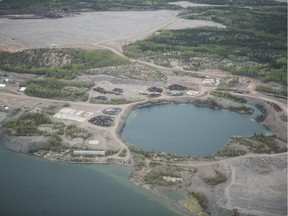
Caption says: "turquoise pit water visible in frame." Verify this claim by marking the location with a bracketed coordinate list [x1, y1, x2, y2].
[122, 104, 268, 156]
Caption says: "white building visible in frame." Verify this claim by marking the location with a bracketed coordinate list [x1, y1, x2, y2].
[73, 150, 105, 157]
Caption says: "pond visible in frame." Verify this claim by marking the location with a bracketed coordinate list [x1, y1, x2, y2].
[122, 103, 269, 156]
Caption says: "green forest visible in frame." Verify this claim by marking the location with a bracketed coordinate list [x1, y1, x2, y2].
[0, 0, 285, 15]
[0, 0, 177, 14]
[124, 6, 287, 86]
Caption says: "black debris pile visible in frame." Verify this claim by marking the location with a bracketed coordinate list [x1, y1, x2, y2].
[103, 108, 122, 115]
[95, 96, 108, 100]
[89, 115, 115, 127]
[93, 87, 110, 94]
[266, 101, 282, 112]
[112, 88, 124, 95]
[149, 93, 161, 97]
[147, 87, 163, 93]
[93, 87, 124, 95]
[168, 84, 187, 91]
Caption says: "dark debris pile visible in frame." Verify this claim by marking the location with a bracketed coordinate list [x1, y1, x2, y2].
[89, 115, 115, 127]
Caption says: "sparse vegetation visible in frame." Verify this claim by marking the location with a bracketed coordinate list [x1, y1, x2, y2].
[0, 49, 129, 79]
[216, 146, 246, 157]
[4, 112, 51, 136]
[124, 6, 287, 85]
[65, 124, 90, 139]
[254, 104, 268, 123]
[211, 91, 246, 103]
[119, 148, 128, 157]
[22, 78, 93, 100]
[49, 133, 62, 147]
[144, 166, 180, 186]
[203, 170, 227, 185]
[256, 85, 287, 97]
[194, 98, 223, 109]
[190, 191, 208, 210]
[229, 134, 287, 154]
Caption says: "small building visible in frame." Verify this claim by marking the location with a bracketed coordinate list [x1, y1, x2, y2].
[0, 84, 6, 88]
[73, 150, 105, 157]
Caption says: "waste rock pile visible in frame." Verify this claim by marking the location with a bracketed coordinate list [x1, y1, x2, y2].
[88, 115, 115, 127]
[147, 87, 163, 93]
[94, 96, 108, 100]
[168, 84, 187, 91]
[93, 87, 124, 95]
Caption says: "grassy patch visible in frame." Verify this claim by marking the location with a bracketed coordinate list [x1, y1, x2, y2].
[203, 170, 227, 185]
[190, 191, 208, 210]
[65, 124, 90, 139]
[144, 166, 180, 186]
[183, 198, 207, 216]
[216, 146, 246, 157]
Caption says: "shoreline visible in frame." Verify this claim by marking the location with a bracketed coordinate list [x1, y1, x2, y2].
[0, 94, 287, 216]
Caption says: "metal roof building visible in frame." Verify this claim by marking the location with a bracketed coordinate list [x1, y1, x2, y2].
[73, 150, 105, 157]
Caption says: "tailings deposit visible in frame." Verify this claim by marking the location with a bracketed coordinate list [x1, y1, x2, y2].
[122, 104, 269, 156]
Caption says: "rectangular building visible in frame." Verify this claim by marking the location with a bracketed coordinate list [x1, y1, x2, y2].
[73, 150, 105, 157]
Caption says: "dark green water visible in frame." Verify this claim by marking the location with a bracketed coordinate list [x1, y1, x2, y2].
[0, 146, 179, 216]
[122, 104, 269, 156]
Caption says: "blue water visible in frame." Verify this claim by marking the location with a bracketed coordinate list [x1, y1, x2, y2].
[122, 104, 269, 156]
[0, 145, 179, 216]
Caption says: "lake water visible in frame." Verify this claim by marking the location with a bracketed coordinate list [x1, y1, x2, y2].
[0, 145, 180, 216]
[122, 104, 269, 156]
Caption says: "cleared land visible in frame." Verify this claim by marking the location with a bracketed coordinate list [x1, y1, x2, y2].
[0, 11, 224, 52]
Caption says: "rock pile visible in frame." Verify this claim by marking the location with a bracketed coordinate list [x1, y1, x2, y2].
[147, 87, 163, 93]
[93, 87, 124, 95]
[88, 115, 115, 127]
[267, 101, 282, 112]
[168, 84, 187, 91]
